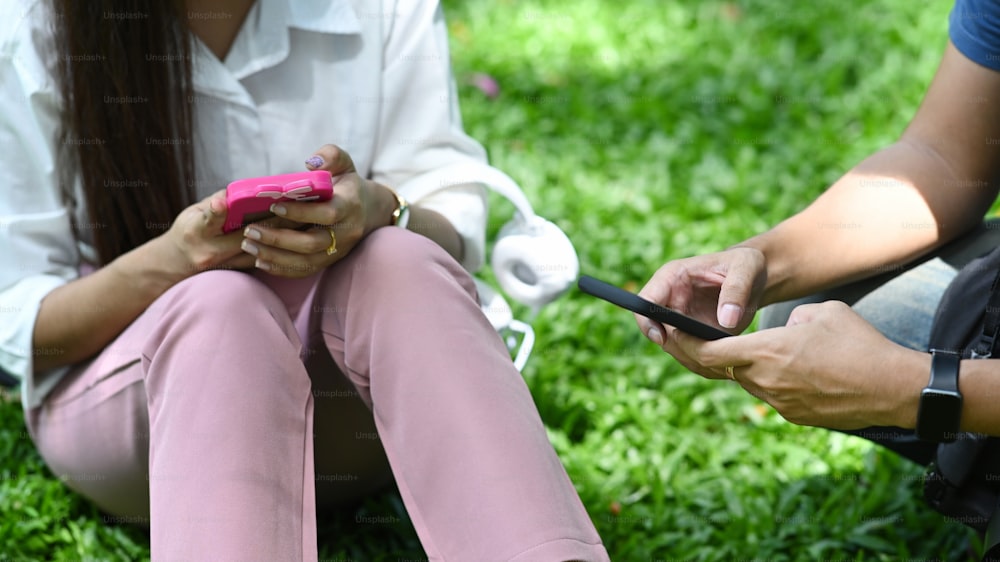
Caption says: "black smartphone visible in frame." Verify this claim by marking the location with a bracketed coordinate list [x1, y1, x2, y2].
[577, 275, 731, 341]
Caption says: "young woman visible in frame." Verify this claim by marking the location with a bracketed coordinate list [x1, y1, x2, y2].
[0, 0, 610, 559]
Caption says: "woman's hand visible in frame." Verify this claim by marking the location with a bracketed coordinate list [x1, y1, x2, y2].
[162, 189, 255, 279]
[670, 300, 926, 430]
[636, 247, 767, 345]
[239, 144, 396, 278]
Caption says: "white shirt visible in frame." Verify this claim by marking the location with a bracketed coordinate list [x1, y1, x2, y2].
[0, 0, 496, 410]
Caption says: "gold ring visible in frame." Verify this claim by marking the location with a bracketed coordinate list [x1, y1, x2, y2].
[725, 365, 735, 380]
[325, 227, 337, 256]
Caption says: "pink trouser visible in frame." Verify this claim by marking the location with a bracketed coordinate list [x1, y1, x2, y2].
[25, 228, 608, 562]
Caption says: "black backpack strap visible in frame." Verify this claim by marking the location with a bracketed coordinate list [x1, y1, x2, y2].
[924, 247, 1000, 561]
[974, 272, 1000, 562]
[937, 438, 989, 490]
[972, 270, 1000, 358]
[925, 436, 997, 532]
[987, 506, 1000, 561]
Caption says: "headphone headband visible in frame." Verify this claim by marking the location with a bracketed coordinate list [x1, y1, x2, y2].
[395, 161, 578, 310]
[392, 162, 538, 222]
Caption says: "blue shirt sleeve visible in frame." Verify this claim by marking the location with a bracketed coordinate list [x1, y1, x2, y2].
[950, 0, 1000, 71]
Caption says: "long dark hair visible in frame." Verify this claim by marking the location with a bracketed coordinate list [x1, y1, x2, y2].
[50, 1, 196, 265]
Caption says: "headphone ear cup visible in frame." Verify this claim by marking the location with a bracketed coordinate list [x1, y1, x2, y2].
[491, 217, 579, 309]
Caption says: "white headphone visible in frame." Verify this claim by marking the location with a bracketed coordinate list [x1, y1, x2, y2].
[400, 162, 579, 311]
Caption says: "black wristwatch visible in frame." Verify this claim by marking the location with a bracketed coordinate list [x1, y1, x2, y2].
[916, 349, 963, 443]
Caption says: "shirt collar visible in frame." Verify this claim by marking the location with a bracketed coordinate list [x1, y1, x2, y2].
[192, 0, 361, 104]
[287, 0, 362, 35]
[224, 0, 361, 80]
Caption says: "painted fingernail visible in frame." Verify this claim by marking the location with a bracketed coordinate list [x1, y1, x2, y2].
[241, 240, 259, 256]
[719, 303, 742, 329]
[270, 203, 287, 216]
[243, 227, 261, 241]
[305, 155, 324, 168]
[646, 327, 664, 346]
[255, 259, 271, 271]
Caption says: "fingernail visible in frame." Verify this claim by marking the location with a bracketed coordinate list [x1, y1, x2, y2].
[646, 327, 664, 346]
[719, 303, 742, 329]
[241, 240, 259, 256]
[255, 259, 270, 271]
[305, 155, 324, 168]
[210, 197, 226, 214]
[243, 227, 262, 241]
[270, 203, 287, 216]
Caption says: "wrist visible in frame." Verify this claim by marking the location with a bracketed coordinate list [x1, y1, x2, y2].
[366, 182, 398, 234]
[915, 349, 964, 442]
[386, 187, 410, 230]
[113, 236, 189, 297]
[730, 234, 788, 307]
[882, 347, 931, 429]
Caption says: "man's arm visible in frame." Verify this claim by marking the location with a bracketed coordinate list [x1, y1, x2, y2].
[739, 41, 1000, 306]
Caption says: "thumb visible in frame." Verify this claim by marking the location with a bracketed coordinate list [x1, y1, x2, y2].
[716, 247, 766, 329]
[193, 189, 229, 234]
[716, 270, 755, 330]
[305, 144, 357, 176]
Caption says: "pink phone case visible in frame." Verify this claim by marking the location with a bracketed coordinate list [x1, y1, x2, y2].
[224, 170, 334, 232]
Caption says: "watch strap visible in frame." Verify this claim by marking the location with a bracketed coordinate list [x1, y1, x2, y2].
[916, 349, 963, 442]
[928, 349, 960, 393]
[973, 271, 1000, 358]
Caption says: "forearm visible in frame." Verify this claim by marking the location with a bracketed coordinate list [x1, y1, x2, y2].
[33, 237, 187, 372]
[957, 359, 1000, 436]
[738, 139, 995, 306]
[406, 206, 463, 263]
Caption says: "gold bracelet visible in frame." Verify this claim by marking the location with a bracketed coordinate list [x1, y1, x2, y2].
[386, 186, 410, 229]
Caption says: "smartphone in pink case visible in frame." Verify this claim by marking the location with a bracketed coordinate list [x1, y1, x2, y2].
[224, 170, 334, 232]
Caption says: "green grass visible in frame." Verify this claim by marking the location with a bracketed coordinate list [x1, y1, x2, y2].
[0, 0, 978, 560]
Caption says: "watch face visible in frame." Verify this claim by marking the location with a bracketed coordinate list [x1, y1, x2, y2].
[918, 389, 963, 442]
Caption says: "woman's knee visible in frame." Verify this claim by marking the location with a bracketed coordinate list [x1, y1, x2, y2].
[345, 227, 476, 298]
[355, 227, 454, 269]
[156, 270, 288, 317]
[142, 270, 305, 385]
